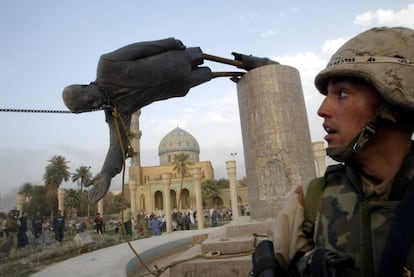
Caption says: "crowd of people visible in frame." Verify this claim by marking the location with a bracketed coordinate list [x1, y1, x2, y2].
[0, 204, 239, 254]
[0, 208, 89, 253]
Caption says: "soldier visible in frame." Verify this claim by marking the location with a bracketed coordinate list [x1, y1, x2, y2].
[3, 210, 19, 252]
[252, 27, 414, 276]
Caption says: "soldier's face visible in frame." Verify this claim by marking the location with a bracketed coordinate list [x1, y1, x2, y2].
[317, 78, 382, 149]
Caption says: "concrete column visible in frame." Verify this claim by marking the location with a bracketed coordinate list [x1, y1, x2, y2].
[312, 141, 326, 177]
[129, 181, 138, 227]
[16, 194, 25, 214]
[98, 199, 104, 216]
[58, 188, 65, 215]
[191, 167, 204, 229]
[162, 173, 173, 233]
[130, 110, 142, 167]
[237, 64, 316, 219]
[226, 160, 239, 218]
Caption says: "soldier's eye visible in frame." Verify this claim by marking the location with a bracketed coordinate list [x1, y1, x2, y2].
[339, 90, 349, 98]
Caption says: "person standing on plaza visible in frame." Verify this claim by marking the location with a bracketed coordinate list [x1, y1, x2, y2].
[3, 210, 19, 251]
[94, 212, 104, 234]
[39, 217, 51, 245]
[147, 215, 163, 236]
[120, 203, 132, 238]
[32, 211, 43, 241]
[17, 211, 29, 248]
[52, 210, 65, 242]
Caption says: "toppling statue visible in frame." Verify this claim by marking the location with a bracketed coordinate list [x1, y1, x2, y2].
[62, 37, 277, 203]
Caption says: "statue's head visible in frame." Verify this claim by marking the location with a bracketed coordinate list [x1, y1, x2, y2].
[62, 84, 105, 113]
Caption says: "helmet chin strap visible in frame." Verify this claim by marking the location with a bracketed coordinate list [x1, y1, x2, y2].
[326, 103, 397, 163]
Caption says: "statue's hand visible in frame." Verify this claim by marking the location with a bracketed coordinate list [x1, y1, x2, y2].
[85, 172, 112, 203]
[231, 52, 279, 70]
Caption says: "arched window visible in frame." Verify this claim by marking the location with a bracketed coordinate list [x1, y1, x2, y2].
[154, 191, 163, 210]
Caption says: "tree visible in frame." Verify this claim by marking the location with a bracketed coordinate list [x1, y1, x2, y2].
[25, 185, 48, 217]
[112, 194, 124, 213]
[72, 166, 92, 192]
[18, 182, 33, 199]
[172, 153, 193, 211]
[217, 178, 230, 189]
[201, 179, 220, 199]
[239, 177, 247, 187]
[64, 189, 81, 219]
[201, 179, 220, 208]
[43, 155, 71, 216]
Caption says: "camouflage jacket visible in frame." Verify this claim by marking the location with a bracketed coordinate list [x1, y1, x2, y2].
[6, 215, 19, 233]
[314, 149, 414, 276]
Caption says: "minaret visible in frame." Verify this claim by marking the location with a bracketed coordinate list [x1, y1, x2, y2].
[129, 110, 142, 216]
[130, 110, 142, 168]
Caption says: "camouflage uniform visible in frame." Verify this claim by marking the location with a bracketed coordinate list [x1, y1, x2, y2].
[272, 27, 414, 277]
[313, 148, 414, 276]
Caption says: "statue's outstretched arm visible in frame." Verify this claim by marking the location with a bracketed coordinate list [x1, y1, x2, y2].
[86, 110, 130, 203]
[62, 37, 278, 203]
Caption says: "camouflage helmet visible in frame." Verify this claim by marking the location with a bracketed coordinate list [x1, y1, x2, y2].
[315, 26, 414, 112]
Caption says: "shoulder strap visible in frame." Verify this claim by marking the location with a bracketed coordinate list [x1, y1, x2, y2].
[377, 178, 414, 277]
[302, 177, 325, 239]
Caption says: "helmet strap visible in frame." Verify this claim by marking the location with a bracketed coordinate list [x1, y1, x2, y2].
[326, 103, 397, 162]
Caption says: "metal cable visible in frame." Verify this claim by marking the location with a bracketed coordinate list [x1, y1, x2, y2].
[0, 107, 110, 114]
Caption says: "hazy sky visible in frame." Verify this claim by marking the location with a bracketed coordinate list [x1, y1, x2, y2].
[1, 1, 414, 209]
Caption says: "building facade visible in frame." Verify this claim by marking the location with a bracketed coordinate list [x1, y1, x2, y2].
[127, 111, 247, 217]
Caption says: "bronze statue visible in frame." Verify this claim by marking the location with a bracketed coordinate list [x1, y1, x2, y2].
[63, 37, 277, 203]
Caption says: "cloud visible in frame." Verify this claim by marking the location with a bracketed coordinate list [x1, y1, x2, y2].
[239, 12, 259, 23]
[260, 29, 277, 37]
[272, 51, 328, 143]
[354, 4, 414, 28]
[322, 38, 348, 55]
[273, 51, 326, 97]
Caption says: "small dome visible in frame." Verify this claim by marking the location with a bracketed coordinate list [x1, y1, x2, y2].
[158, 127, 200, 165]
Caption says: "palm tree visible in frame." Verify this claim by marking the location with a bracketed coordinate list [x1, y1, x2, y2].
[72, 166, 92, 192]
[64, 188, 81, 219]
[172, 153, 193, 210]
[43, 155, 71, 216]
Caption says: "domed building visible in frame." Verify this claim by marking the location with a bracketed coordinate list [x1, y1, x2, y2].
[158, 127, 200, 165]
[128, 113, 215, 214]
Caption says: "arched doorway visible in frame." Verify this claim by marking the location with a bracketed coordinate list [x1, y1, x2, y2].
[139, 194, 145, 210]
[170, 190, 177, 209]
[214, 197, 224, 209]
[154, 191, 163, 210]
[181, 189, 190, 209]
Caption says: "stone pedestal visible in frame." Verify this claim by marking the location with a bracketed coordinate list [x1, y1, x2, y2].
[237, 64, 316, 219]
